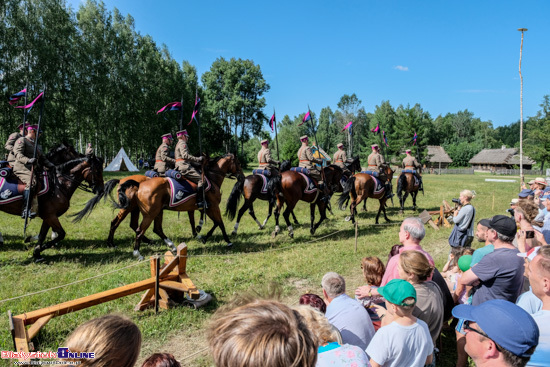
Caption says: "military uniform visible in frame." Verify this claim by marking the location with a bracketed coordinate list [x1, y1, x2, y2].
[366, 146, 392, 198]
[402, 153, 423, 190]
[333, 147, 352, 175]
[5, 131, 23, 165]
[175, 140, 202, 186]
[154, 142, 175, 174]
[298, 145, 323, 183]
[258, 144, 279, 175]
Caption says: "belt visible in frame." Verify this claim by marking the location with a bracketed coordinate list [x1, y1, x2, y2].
[405, 166, 414, 169]
[176, 159, 187, 162]
[299, 160, 310, 162]
[259, 162, 268, 165]
[155, 160, 163, 163]
[335, 160, 343, 163]
[367, 165, 377, 168]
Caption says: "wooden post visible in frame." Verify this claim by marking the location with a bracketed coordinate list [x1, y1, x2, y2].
[155, 256, 160, 314]
[354, 219, 358, 253]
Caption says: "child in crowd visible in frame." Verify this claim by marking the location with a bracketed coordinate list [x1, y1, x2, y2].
[366, 279, 433, 367]
[452, 253, 473, 305]
[441, 247, 474, 295]
[141, 353, 181, 367]
[356, 256, 386, 330]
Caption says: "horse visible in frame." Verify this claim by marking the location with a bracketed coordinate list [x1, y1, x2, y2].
[272, 164, 344, 238]
[0, 148, 104, 260]
[337, 165, 394, 224]
[396, 171, 421, 213]
[225, 160, 301, 235]
[117, 154, 242, 259]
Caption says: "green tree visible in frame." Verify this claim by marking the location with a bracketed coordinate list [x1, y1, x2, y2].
[525, 95, 550, 170]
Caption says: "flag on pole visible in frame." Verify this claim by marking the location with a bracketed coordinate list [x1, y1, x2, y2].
[269, 112, 276, 132]
[341, 121, 353, 132]
[157, 102, 182, 114]
[8, 88, 26, 105]
[15, 92, 43, 109]
[298, 111, 311, 126]
[370, 123, 380, 133]
[410, 132, 418, 145]
[188, 94, 201, 126]
[382, 130, 389, 147]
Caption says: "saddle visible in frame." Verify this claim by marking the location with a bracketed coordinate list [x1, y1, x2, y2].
[359, 172, 385, 195]
[166, 174, 211, 208]
[0, 172, 50, 204]
[252, 169, 271, 194]
[290, 167, 317, 194]
[145, 170, 159, 178]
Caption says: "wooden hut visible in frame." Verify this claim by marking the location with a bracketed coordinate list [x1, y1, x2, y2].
[425, 146, 453, 170]
[469, 146, 535, 171]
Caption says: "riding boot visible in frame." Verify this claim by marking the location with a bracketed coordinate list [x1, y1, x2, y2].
[385, 183, 394, 199]
[29, 195, 38, 219]
[21, 190, 30, 218]
[196, 185, 207, 210]
[319, 182, 330, 203]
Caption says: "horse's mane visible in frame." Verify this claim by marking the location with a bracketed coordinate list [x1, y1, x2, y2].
[46, 142, 75, 159]
[57, 158, 87, 173]
[208, 153, 234, 168]
[326, 164, 344, 172]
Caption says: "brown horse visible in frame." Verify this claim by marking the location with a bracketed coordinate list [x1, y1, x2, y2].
[0, 148, 104, 260]
[396, 171, 421, 213]
[117, 154, 242, 259]
[272, 165, 344, 238]
[337, 165, 394, 224]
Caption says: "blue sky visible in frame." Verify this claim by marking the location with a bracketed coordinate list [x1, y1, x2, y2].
[69, 0, 549, 128]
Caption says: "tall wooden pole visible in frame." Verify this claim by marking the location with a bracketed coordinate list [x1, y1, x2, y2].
[518, 28, 527, 188]
[273, 108, 280, 161]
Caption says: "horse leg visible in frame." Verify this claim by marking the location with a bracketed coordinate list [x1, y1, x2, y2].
[362, 198, 368, 212]
[33, 218, 66, 261]
[0, 231, 3, 246]
[130, 208, 153, 245]
[261, 202, 273, 229]
[282, 203, 296, 238]
[232, 200, 251, 235]
[203, 205, 232, 247]
[309, 203, 316, 235]
[188, 211, 197, 238]
[134, 214, 156, 261]
[376, 199, 391, 224]
[412, 191, 418, 210]
[248, 203, 264, 230]
[291, 210, 300, 225]
[152, 211, 176, 253]
[272, 198, 284, 238]
[312, 202, 328, 234]
[195, 211, 205, 233]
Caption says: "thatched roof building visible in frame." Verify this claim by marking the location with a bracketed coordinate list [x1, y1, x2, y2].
[469, 146, 535, 170]
[425, 146, 453, 169]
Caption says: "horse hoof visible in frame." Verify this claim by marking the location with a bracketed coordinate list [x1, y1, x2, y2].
[271, 231, 278, 238]
[34, 256, 45, 263]
[231, 230, 237, 236]
[198, 236, 206, 244]
[310, 228, 316, 235]
[259, 225, 265, 230]
[345, 216, 352, 222]
[226, 242, 233, 248]
[142, 237, 153, 245]
[289, 232, 294, 238]
[196, 226, 202, 233]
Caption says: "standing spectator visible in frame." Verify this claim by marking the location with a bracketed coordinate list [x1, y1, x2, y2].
[515, 200, 543, 252]
[138, 157, 144, 170]
[516, 247, 543, 315]
[460, 215, 525, 305]
[322, 272, 375, 351]
[355, 256, 386, 330]
[471, 218, 494, 267]
[452, 299, 539, 367]
[525, 245, 550, 366]
[365, 279, 433, 367]
[449, 190, 476, 248]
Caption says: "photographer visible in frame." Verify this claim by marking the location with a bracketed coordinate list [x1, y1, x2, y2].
[448, 190, 476, 248]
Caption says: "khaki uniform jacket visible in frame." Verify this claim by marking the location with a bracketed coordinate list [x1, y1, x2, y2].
[13, 136, 53, 186]
[5, 132, 22, 164]
[298, 145, 322, 182]
[257, 147, 278, 170]
[367, 152, 385, 170]
[402, 155, 421, 170]
[333, 150, 350, 170]
[154, 143, 176, 174]
[174, 140, 202, 185]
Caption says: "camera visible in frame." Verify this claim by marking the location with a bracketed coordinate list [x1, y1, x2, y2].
[452, 198, 461, 205]
[506, 208, 515, 217]
[525, 231, 535, 239]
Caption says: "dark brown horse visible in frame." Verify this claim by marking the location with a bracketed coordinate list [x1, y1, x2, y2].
[337, 165, 394, 224]
[396, 171, 421, 213]
[0, 147, 104, 260]
[272, 165, 344, 238]
[117, 154, 242, 259]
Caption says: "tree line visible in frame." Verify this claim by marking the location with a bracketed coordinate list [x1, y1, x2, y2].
[2, 0, 547, 169]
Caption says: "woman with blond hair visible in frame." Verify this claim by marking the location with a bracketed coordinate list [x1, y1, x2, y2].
[449, 189, 476, 248]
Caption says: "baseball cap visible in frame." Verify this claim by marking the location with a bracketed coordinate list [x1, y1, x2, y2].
[377, 279, 416, 306]
[517, 246, 540, 261]
[510, 198, 519, 205]
[486, 215, 517, 238]
[452, 299, 539, 357]
[478, 218, 492, 228]
[458, 254, 473, 272]
[518, 189, 534, 198]
[527, 179, 536, 185]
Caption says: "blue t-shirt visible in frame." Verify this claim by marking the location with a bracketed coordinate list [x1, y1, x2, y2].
[527, 310, 550, 367]
[471, 247, 524, 306]
[516, 288, 543, 315]
[471, 244, 494, 266]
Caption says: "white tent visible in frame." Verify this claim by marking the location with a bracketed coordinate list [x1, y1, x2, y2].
[104, 147, 139, 172]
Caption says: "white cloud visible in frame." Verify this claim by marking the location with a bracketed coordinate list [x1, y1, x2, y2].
[394, 65, 409, 71]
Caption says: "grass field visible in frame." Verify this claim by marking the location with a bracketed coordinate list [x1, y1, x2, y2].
[0, 171, 523, 366]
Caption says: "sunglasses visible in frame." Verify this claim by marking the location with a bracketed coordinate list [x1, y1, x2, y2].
[464, 321, 502, 352]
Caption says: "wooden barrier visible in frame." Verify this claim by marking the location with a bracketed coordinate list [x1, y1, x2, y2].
[9, 243, 199, 359]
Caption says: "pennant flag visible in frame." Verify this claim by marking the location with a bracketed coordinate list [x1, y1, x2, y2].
[269, 112, 276, 132]
[341, 121, 353, 132]
[298, 111, 311, 126]
[157, 101, 182, 114]
[410, 132, 418, 145]
[8, 88, 26, 105]
[15, 92, 43, 110]
[382, 130, 389, 147]
[370, 124, 380, 133]
[188, 94, 201, 126]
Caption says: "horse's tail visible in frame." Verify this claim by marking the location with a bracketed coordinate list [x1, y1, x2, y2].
[114, 179, 140, 210]
[70, 179, 120, 223]
[225, 175, 245, 220]
[267, 174, 281, 207]
[280, 160, 291, 172]
[338, 176, 356, 210]
[397, 173, 407, 199]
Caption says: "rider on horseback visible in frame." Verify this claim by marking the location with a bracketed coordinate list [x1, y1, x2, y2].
[85, 143, 94, 157]
[4, 123, 26, 165]
[153, 133, 176, 175]
[402, 149, 423, 191]
[13, 124, 55, 219]
[257, 139, 280, 176]
[333, 143, 353, 176]
[366, 144, 393, 199]
[175, 129, 206, 209]
[298, 135, 329, 202]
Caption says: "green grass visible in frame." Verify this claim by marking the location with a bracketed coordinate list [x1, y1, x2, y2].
[0, 171, 522, 366]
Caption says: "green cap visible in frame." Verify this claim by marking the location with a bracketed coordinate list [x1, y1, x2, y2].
[378, 279, 416, 306]
[458, 255, 473, 272]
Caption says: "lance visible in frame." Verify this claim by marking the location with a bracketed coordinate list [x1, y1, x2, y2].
[24, 85, 46, 236]
[273, 108, 280, 161]
[193, 88, 206, 209]
[179, 94, 184, 131]
[307, 105, 327, 186]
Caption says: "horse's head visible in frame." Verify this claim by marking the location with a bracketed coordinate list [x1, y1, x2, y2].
[216, 153, 243, 180]
[323, 165, 344, 188]
[280, 160, 291, 172]
[347, 156, 361, 174]
[47, 143, 80, 165]
[383, 165, 394, 182]
[81, 156, 105, 194]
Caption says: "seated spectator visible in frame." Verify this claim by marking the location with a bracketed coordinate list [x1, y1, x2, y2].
[449, 189, 476, 248]
[141, 353, 181, 367]
[299, 293, 327, 314]
[207, 298, 317, 367]
[516, 247, 543, 314]
[60, 314, 141, 367]
[322, 272, 375, 351]
[452, 299, 539, 367]
[365, 279, 433, 367]
[526, 245, 550, 365]
[355, 256, 386, 330]
[294, 305, 369, 367]
[398, 250, 444, 343]
[460, 215, 525, 305]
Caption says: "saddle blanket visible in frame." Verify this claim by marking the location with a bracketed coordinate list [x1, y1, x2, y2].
[145, 170, 159, 178]
[401, 171, 420, 186]
[297, 172, 317, 194]
[167, 176, 211, 208]
[252, 169, 271, 177]
[361, 170, 379, 177]
[252, 171, 269, 194]
[0, 173, 50, 205]
[290, 167, 310, 175]
[370, 175, 385, 195]
[402, 169, 416, 174]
